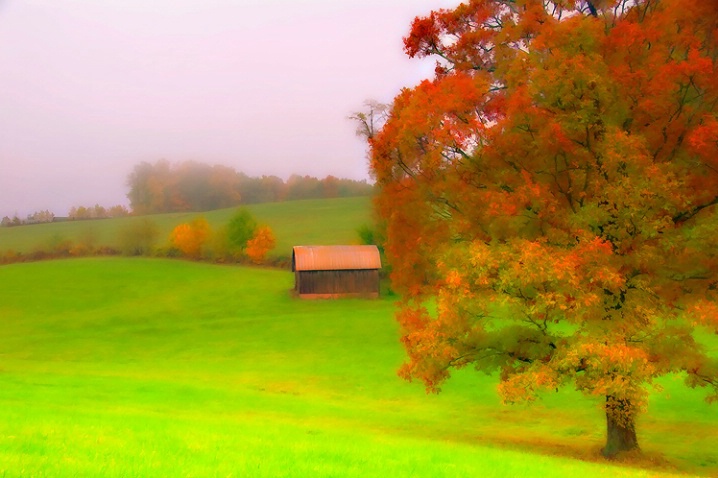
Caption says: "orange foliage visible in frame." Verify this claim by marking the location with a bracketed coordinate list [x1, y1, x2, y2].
[245, 225, 276, 264]
[170, 217, 210, 258]
[371, 0, 718, 456]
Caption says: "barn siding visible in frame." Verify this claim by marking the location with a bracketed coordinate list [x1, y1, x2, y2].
[292, 245, 381, 299]
[295, 269, 379, 297]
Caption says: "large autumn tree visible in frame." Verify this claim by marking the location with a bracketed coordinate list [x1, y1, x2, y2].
[370, 0, 718, 457]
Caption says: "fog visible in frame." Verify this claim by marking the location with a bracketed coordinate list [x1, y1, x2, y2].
[0, 0, 459, 218]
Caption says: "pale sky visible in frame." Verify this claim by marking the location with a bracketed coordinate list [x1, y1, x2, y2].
[0, 0, 459, 218]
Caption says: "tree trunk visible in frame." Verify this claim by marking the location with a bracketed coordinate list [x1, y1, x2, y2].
[602, 396, 639, 458]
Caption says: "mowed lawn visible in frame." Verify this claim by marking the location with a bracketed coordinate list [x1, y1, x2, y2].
[0, 258, 716, 477]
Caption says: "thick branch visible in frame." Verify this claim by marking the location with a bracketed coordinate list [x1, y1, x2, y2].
[673, 196, 718, 224]
[586, 1, 598, 17]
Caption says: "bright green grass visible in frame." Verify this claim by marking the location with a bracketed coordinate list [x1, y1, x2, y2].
[0, 258, 716, 477]
[0, 196, 372, 257]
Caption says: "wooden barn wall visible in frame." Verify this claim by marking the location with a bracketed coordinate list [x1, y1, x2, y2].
[295, 270, 379, 296]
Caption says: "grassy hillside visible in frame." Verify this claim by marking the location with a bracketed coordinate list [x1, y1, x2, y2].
[0, 196, 373, 258]
[0, 258, 716, 477]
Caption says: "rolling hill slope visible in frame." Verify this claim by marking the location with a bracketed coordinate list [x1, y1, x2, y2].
[0, 258, 716, 477]
[0, 196, 373, 258]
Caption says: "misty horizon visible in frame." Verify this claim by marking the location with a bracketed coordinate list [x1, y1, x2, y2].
[0, 0, 459, 218]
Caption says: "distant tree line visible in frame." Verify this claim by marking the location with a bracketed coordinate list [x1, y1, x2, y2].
[1, 210, 55, 227]
[2, 205, 132, 227]
[126, 160, 374, 215]
[68, 204, 131, 220]
[1, 161, 373, 227]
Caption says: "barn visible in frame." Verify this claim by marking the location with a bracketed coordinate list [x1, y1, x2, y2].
[292, 245, 381, 299]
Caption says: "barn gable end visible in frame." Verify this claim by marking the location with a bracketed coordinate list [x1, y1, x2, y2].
[292, 245, 381, 299]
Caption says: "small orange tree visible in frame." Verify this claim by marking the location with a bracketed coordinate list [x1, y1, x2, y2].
[370, 0, 718, 457]
[245, 225, 276, 264]
[170, 217, 211, 258]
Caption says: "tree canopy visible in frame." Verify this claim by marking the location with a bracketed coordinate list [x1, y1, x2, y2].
[126, 160, 373, 214]
[370, 0, 718, 457]
[226, 208, 258, 255]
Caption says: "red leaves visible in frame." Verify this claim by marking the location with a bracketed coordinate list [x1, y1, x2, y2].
[404, 0, 500, 69]
[404, 12, 443, 59]
[687, 115, 718, 168]
[545, 121, 576, 155]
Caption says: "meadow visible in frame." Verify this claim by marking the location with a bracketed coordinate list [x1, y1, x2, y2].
[0, 257, 716, 477]
[0, 196, 373, 258]
[1, 197, 717, 476]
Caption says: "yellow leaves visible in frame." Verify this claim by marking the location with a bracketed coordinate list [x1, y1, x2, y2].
[604, 395, 645, 426]
[497, 364, 560, 404]
[573, 341, 656, 395]
[169, 217, 210, 258]
[598, 128, 651, 174]
[464, 235, 624, 312]
[579, 292, 601, 308]
[444, 270, 464, 290]
[687, 300, 718, 333]
[579, 342, 651, 369]
[587, 268, 624, 290]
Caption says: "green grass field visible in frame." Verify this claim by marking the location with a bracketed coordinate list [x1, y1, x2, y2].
[1, 258, 716, 477]
[0, 196, 373, 258]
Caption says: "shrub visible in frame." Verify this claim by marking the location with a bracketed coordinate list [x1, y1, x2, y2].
[246, 225, 276, 264]
[169, 217, 211, 259]
[119, 218, 159, 256]
[226, 208, 257, 257]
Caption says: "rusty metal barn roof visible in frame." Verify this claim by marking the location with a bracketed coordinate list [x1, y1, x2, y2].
[292, 245, 381, 272]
